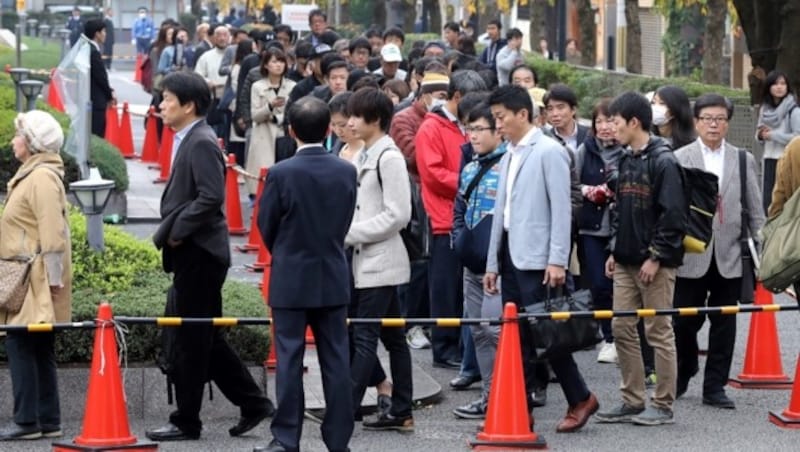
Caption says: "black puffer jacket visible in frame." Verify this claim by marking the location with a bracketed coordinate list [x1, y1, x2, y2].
[610, 136, 687, 268]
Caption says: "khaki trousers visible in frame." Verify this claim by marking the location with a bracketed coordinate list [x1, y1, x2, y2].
[612, 264, 677, 409]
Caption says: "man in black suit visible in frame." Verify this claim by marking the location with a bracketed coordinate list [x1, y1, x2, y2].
[102, 8, 115, 70]
[83, 19, 115, 138]
[148, 71, 274, 442]
[255, 96, 357, 452]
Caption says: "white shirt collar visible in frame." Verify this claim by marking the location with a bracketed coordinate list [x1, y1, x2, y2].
[699, 138, 725, 154]
[508, 126, 538, 154]
[296, 143, 322, 153]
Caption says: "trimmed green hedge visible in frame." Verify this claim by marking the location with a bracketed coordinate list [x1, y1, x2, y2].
[0, 205, 269, 365]
[526, 56, 750, 117]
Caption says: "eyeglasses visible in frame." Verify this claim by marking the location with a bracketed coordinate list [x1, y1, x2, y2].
[465, 126, 494, 133]
[698, 116, 729, 125]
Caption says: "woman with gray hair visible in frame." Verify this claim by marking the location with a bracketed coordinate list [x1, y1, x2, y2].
[0, 110, 71, 441]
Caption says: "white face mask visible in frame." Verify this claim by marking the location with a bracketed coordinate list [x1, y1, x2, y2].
[428, 98, 446, 112]
[139, 12, 146, 18]
[651, 104, 669, 127]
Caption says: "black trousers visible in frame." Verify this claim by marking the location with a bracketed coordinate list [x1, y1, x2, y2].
[91, 107, 107, 139]
[673, 258, 739, 395]
[428, 234, 463, 363]
[272, 305, 353, 452]
[168, 242, 269, 436]
[501, 237, 591, 408]
[351, 286, 413, 417]
[6, 332, 60, 428]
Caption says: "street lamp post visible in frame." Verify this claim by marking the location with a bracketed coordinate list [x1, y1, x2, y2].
[19, 79, 43, 111]
[69, 174, 115, 252]
[8, 67, 30, 112]
[15, 12, 26, 67]
[39, 24, 50, 46]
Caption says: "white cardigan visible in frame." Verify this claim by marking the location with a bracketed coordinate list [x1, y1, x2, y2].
[346, 134, 412, 289]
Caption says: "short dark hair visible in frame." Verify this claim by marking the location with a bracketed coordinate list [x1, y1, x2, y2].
[288, 97, 330, 143]
[488, 19, 502, 30]
[609, 91, 652, 131]
[488, 85, 535, 124]
[349, 37, 371, 54]
[84, 19, 106, 40]
[350, 74, 382, 92]
[383, 27, 405, 44]
[506, 28, 523, 40]
[162, 72, 211, 117]
[347, 88, 394, 132]
[294, 41, 314, 59]
[364, 28, 382, 40]
[328, 91, 352, 116]
[319, 31, 341, 46]
[477, 69, 498, 90]
[694, 93, 734, 119]
[320, 54, 347, 77]
[444, 21, 460, 33]
[448, 70, 488, 100]
[508, 64, 537, 86]
[274, 24, 293, 41]
[544, 83, 578, 109]
[458, 91, 489, 122]
[260, 47, 288, 77]
[467, 103, 495, 128]
[308, 9, 327, 25]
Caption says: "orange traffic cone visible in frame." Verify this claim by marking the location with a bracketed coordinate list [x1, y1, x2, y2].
[305, 326, 316, 345]
[104, 105, 120, 149]
[140, 106, 160, 164]
[246, 237, 270, 272]
[154, 126, 174, 184]
[729, 281, 793, 389]
[134, 54, 143, 82]
[225, 153, 248, 236]
[52, 303, 157, 451]
[770, 354, 800, 428]
[236, 167, 267, 253]
[47, 69, 65, 112]
[117, 102, 135, 159]
[470, 303, 546, 450]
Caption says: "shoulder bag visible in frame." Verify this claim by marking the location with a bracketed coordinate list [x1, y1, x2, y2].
[0, 255, 34, 313]
[739, 150, 756, 303]
[524, 288, 602, 360]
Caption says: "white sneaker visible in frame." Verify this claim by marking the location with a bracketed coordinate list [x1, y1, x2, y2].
[597, 342, 618, 363]
[406, 326, 431, 349]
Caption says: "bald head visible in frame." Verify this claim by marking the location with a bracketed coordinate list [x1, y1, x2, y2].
[214, 26, 230, 49]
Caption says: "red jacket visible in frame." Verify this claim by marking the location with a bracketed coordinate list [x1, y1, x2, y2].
[390, 99, 427, 181]
[414, 109, 466, 234]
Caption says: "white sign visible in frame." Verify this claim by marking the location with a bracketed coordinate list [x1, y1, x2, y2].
[281, 4, 317, 32]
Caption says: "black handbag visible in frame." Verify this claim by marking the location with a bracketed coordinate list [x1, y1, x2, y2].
[206, 92, 226, 126]
[524, 288, 602, 360]
[739, 150, 756, 304]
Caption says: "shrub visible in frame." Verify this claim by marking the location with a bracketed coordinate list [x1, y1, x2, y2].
[69, 209, 161, 293]
[0, 271, 269, 365]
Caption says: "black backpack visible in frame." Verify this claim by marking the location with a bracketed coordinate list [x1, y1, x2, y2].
[376, 148, 431, 262]
[649, 147, 719, 253]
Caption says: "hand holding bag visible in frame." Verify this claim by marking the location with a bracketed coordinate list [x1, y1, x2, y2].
[524, 288, 602, 360]
[0, 255, 34, 313]
[739, 150, 756, 303]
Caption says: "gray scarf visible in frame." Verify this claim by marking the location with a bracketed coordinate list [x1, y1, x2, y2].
[760, 93, 797, 129]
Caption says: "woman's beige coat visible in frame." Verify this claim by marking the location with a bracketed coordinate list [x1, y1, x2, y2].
[246, 76, 295, 194]
[0, 153, 72, 325]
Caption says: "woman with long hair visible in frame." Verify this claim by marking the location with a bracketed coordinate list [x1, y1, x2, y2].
[757, 71, 800, 212]
[149, 25, 175, 138]
[651, 85, 696, 150]
[246, 47, 296, 197]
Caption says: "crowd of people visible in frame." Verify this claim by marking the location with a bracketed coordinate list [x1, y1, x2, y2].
[2, 6, 800, 452]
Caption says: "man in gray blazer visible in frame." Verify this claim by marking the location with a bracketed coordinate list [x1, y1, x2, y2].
[673, 94, 765, 409]
[484, 85, 597, 434]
